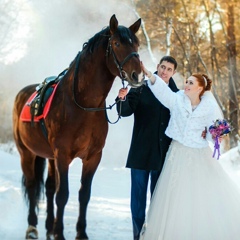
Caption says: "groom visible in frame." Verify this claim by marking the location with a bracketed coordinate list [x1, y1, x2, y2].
[116, 56, 178, 240]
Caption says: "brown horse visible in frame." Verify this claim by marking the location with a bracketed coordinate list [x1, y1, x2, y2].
[13, 14, 143, 240]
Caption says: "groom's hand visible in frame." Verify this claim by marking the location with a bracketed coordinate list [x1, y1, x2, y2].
[118, 87, 128, 101]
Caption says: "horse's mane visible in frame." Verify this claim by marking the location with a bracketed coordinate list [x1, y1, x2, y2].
[82, 25, 140, 54]
[82, 27, 110, 54]
[69, 24, 140, 68]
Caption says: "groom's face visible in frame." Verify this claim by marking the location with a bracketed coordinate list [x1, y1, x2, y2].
[157, 61, 176, 84]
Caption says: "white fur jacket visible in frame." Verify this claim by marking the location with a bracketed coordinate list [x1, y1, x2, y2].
[148, 75, 223, 148]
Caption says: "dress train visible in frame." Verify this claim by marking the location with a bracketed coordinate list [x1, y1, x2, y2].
[140, 141, 240, 240]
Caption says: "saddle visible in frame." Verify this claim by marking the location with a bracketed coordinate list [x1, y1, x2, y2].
[29, 69, 68, 123]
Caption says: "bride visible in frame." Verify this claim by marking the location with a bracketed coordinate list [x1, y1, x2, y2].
[140, 63, 240, 240]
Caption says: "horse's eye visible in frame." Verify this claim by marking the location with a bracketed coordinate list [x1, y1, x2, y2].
[114, 42, 120, 47]
[129, 38, 132, 44]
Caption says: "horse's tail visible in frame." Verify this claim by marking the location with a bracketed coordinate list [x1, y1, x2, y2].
[22, 156, 46, 209]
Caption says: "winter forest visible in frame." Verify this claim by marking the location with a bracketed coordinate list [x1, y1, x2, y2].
[0, 0, 239, 239]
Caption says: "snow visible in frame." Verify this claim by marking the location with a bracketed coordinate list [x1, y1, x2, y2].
[0, 142, 239, 239]
[0, 142, 133, 240]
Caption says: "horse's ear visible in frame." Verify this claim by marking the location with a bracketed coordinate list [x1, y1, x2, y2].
[109, 14, 118, 35]
[129, 18, 141, 34]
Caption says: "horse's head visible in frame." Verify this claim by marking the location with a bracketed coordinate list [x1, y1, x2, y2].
[106, 14, 144, 88]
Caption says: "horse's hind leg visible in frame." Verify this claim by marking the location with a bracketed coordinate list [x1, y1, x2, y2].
[45, 159, 56, 240]
[21, 149, 46, 239]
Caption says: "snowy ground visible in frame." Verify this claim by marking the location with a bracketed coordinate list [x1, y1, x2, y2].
[0, 143, 133, 240]
[0, 142, 239, 240]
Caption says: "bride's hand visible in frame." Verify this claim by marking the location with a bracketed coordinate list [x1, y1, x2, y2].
[141, 61, 156, 84]
[141, 62, 151, 77]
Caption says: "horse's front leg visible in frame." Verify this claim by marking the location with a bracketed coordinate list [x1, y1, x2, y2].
[75, 152, 102, 240]
[53, 163, 69, 240]
[45, 159, 56, 240]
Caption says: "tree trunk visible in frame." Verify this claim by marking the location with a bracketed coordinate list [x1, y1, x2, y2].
[227, 3, 239, 147]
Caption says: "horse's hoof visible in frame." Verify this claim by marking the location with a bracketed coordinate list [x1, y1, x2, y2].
[75, 232, 88, 240]
[46, 231, 54, 240]
[54, 234, 65, 240]
[25, 225, 38, 239]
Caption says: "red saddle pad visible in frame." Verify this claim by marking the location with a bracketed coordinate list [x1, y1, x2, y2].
[20, 82, 60, 122]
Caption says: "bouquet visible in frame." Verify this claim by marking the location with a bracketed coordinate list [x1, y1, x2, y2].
[209, 119, 232, 160]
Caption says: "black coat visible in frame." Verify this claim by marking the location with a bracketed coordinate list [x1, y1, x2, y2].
[116, 77, 179, 171]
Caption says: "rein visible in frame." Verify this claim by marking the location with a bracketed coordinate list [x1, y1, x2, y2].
[72, 36, 138, 124]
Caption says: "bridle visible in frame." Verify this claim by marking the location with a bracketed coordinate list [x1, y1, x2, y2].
[106, 36, 139, 86]
[72, 35, 140, 124]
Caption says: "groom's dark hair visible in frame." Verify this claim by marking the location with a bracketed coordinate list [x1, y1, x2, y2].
[160, 56, 177, 70]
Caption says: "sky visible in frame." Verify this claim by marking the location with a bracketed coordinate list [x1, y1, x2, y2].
[0, 144, 239, 239]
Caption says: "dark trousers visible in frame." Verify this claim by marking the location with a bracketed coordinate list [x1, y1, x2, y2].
[130, 168, 160, 240]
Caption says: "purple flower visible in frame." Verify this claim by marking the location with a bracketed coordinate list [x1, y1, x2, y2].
[208, 119, 232, 160]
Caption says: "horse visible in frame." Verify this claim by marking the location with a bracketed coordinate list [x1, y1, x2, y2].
[12, 14, 143, 240]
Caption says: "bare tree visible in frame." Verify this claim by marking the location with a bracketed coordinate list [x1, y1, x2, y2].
[226, 1, 239, 147]
[133, 0, 240, 148]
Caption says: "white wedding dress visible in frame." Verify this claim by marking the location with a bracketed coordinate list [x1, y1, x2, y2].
[140, 140, 240, 240]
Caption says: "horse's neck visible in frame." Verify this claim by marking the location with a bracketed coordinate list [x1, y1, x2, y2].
[63, 59, 115, 107]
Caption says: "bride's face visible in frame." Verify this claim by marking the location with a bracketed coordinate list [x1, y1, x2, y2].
[184, 76, 203, 98]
